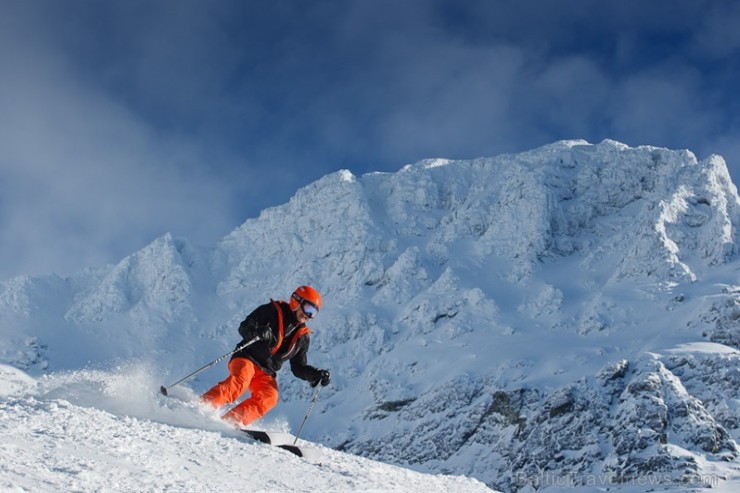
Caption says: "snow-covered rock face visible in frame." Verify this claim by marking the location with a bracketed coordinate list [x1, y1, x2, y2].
[65, 233, 195, 325]
[1, 139, 740, 492]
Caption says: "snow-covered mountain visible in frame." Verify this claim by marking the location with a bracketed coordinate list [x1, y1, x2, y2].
[2, 139, 740, 492]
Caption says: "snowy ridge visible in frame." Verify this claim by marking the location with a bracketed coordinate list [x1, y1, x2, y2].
[2, 139, 740, 492]
[65, 233, 195, 324]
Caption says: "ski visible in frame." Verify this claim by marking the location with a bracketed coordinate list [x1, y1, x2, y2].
[277, 444, 312, 457]
[241, 429, 294, 446]
[240, 429, 321, 460]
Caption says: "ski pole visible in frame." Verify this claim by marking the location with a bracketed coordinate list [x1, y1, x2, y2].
[293, 385, 322, 445]
[159, 336, 260, 395]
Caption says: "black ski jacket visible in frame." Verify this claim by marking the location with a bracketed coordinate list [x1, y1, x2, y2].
[231, 300, 322, 382]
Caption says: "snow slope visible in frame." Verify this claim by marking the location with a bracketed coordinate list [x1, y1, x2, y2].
[0, 364, 494, 493]
[2, 139, 740, 492]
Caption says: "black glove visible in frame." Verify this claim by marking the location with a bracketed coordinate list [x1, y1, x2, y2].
[240, 319, 275, 345]
[239, 318, 275, 345]
[311, 369, 331, 387]
[255, 324, 275, 345]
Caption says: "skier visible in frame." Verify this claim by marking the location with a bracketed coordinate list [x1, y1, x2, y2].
[201, 285, 331, 427]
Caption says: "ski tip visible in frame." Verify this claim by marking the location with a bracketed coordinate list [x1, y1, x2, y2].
[160, 385, 168, 396]
[238, 429, 321, 461]
[278, 444, 304, 456]
[241, 429, 272, 444]
[278, 444, 322, 461]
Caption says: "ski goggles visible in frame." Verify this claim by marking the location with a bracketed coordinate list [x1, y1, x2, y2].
[300, 300, 319, 319]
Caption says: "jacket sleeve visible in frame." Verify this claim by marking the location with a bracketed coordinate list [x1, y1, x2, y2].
[289, 335, 321, 382]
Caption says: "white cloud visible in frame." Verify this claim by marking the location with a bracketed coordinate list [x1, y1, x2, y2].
[0, 5, 241, 278]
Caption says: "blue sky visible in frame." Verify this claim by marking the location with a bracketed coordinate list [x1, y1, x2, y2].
[1, 0, 739, 279]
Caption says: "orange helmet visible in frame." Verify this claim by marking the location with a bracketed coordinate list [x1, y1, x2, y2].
[289, 285, 323, 314]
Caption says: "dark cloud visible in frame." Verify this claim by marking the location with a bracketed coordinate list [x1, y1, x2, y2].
[0, 0, 738, 278]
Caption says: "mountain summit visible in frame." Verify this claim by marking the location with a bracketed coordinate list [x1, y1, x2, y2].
[2, 139, 740, 491]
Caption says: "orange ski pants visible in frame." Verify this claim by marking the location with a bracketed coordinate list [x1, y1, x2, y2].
[201, 357, 279, 427]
